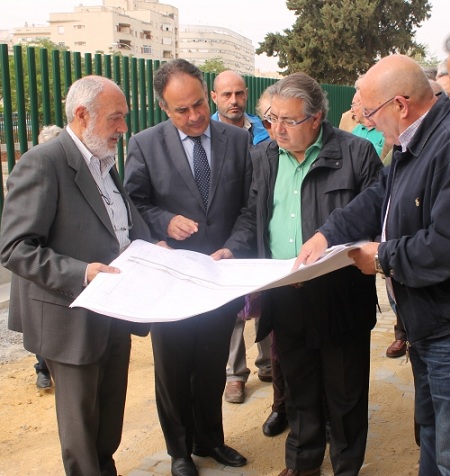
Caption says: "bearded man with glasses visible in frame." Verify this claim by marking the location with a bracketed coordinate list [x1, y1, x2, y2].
[235, 72, 383, 476]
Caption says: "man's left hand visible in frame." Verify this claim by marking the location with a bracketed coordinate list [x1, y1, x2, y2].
[210, 248, 234, 260]
[348, 242, 379, 275]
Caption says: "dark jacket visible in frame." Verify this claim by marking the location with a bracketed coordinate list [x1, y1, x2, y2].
[0, 131, 152, 364]
[124, 119, 254, 258]
[248, 121, 383, 346]
[321, 94, 450, 343]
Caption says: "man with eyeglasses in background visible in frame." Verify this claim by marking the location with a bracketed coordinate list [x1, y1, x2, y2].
[350, 90, 386, 157]
[234, 72, 382, 476]
[295, 53, 450, 476]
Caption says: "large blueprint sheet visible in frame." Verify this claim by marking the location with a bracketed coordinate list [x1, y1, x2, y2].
[70, 239, 362, 323]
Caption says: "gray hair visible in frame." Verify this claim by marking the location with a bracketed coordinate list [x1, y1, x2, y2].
[444, 33, 450, 54]
[65, 76, 120, 123]
[423, 65, 437, 80]
[271, 72, 329, 121]
[436, 59, 448, 79]
[38, 125, 63, 144]
[255, 83, 277, 119]
[154, 59, 206, 107]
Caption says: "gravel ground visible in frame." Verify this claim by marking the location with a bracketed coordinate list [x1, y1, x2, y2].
[0, 307, 29, 364]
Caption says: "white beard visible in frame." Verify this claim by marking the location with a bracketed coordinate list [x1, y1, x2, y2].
[82, 119, 120, 159]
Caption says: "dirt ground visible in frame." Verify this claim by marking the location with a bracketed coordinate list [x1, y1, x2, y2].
[0, 306, 420, 476]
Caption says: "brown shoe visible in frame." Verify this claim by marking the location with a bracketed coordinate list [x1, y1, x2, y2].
[278, 468, 321, 476]
[386, 339, 407, 358]
[224, 381, 245, 403]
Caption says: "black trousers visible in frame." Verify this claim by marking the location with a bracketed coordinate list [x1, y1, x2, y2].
[270, 331, 286, 413]
[270, 286, 371, 476]
[150, 304, 238, 458]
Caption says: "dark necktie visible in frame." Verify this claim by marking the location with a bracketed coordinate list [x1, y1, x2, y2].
[190, 135, 210, 208]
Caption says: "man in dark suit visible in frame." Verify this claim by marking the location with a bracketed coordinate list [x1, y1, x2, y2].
[0, 75, 152, 476]
[124, 59, 252, 476]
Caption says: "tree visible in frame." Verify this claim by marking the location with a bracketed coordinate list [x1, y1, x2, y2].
[257, 0, 432, 84]
[0, 39, 69, 114]
[199, 58, 226, 74]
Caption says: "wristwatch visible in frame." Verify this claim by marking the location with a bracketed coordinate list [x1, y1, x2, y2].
[374, 253, 384, 275]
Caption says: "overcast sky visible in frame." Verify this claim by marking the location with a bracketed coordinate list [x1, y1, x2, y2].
[0, 0, 448, 71]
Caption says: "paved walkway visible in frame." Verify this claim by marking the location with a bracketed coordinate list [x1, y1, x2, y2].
[125, 277, 406, 476]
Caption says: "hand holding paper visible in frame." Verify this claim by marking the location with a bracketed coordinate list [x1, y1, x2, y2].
[71, 240, 363, 323]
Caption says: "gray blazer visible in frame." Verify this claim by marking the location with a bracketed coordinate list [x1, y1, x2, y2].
[124, 119, 254, 257]
[0, 130, 152, 365]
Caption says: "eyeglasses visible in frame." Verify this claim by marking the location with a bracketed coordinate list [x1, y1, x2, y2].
[261, 106, 272, 129]
[362, 95, 409, 119]
[97, 184, 133, 231]
[266, 114, 312, 128]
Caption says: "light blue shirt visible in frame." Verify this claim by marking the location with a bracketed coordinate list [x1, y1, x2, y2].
[178, 125, 212, 175]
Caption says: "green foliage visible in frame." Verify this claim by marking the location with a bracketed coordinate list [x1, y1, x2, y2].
[0, 40, 70, 120]
[21, 38, 69, 52]
[199, 58, 226, 74]
[256, 0, 432, 84]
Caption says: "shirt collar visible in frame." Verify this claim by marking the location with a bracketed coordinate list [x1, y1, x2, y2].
[179, 124, 211, 141]
[216, 112, 250, 130]
[398, 111, 429, 152]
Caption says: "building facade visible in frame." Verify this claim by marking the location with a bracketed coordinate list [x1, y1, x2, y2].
[12, 0, 178, 60]
[8, 0, 256, 75]
[179, 25, 255, 75]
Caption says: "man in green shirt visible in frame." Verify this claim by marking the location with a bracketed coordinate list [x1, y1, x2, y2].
[351, 90, 386, 157]
[239, 72, 382, 476]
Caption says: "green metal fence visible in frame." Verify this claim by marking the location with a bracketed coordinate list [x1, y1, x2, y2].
[0, 45, 355, 216]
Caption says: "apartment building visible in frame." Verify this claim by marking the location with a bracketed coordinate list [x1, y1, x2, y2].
[13, 0, 178, 60]
[179, 25, 254, 75]
[9, 0, 257, 75]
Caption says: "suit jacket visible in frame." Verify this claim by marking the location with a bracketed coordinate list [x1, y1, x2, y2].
[0, 130, 152, 365]
[124, 119, 254, 257]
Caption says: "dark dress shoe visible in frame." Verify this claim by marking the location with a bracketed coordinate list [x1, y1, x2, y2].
[193, 444, 247, 467]
[263, 411, 288, 436]
[258, 372, 273, 382]
[36, 371, 52, 389]
[278, 467, 321, 476]
[386, 339, 407, 358]
[171, 457, 198, 476]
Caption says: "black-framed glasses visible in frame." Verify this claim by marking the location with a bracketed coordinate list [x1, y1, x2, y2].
[266, 114, 312, 128]
[96, 184, 112, 205]
[115, 192, 134, 231]
[362, 95, 409, 119]
[97, 184, 133, 231]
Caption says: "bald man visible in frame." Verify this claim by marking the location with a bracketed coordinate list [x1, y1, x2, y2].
[295, 54, 450, 475]
[211, 70, 270, 145]
[211, 70, 271, 405]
